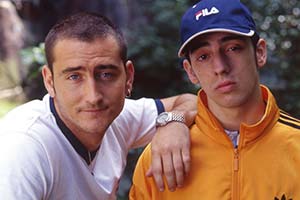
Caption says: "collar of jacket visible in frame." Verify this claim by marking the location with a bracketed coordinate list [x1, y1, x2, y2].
[194, 85, 279, 148]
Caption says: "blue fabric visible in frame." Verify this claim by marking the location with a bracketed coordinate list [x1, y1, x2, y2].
[154, 99, 165, 115]
[225, 129, 239, 148]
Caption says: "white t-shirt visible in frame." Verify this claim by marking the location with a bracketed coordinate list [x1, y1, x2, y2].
[0, 94, 160, 200]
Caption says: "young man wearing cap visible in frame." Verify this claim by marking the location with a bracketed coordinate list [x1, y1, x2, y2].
[129, 0, 300, 199]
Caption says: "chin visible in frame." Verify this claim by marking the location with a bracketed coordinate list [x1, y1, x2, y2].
[83, 126, 107, 136]
[216, 97, 242, 108]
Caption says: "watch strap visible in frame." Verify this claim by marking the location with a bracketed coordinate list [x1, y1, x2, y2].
[156, 112, 185, 127]
[171, 112, 185, 123]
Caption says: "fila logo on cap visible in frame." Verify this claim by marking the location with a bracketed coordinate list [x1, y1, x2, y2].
[195, 7, 219, 20]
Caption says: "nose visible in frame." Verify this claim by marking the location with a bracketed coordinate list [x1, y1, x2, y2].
[213, 52, 231, 76]
[85, 78, 103, 105]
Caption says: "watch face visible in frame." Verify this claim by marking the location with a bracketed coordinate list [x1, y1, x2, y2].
[156, 112, 170, 126]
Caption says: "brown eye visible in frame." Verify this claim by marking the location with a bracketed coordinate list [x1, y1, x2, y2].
[197, 54, 209, 61]
[227, 45, 242, 52]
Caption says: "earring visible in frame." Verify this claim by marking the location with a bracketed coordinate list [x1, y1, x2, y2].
[126, 89, 131, 98]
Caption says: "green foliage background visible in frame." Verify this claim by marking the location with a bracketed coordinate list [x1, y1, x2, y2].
[244, 0, 300, 116]
[126, 1, 197, 98]
[21, 0, 300, 118]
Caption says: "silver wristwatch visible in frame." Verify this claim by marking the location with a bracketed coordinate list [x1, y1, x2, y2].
[156, 112, 185, 127]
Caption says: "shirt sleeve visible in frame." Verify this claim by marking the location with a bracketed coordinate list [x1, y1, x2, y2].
[112, 97, 164, 149]
[0, 133, 52, 200]
[154, 99, 165, 114]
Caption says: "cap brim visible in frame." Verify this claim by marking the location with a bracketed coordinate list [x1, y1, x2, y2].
[178, 29, 255, 57]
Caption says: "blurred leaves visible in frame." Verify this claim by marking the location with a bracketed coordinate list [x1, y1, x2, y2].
[21, 42, 45, 66]
[244, 0, 300, 116]
[125, 0, 198, 98]
[20, 42, 46, 100]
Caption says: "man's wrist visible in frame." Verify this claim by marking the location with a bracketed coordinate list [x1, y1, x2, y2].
[156, 112, 186, 127]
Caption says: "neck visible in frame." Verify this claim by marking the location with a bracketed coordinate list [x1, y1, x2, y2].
[212, 103, 265, 130]
[72, 130, 103, 152]
[207, 89, 266, 131]
[60, 117, 104, 152]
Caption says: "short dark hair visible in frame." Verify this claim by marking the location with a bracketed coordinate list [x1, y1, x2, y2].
[45, 12, 127, 72]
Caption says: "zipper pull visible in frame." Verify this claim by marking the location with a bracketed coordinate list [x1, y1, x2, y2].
[234, 148, 239, 171]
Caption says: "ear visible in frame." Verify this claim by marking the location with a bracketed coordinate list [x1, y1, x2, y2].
[124, 60, 135, 96]
[183, 59, 199, 84]
[255, 38, 267, 69]
[42, 65, 55, 97]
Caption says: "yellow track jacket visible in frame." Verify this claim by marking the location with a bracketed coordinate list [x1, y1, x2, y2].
[130, 85, 300, 200]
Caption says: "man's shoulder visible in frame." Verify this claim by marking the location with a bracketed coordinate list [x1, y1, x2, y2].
[2, 95, 52, 128]
[123, 97, 156, 110]
[277, 110, 300, 132]
[114, 97, 157, 125]
[0, 95, 61, 146]
[132, 143, 152, 171]
[106, 98, 158, 149]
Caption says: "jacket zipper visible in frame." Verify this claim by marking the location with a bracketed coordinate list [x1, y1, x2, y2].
[232, 148, 239, 200]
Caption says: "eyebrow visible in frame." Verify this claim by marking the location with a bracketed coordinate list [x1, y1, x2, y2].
[190, 41, 209, 51]
[188, 35, 247, 54]
[95, 64, 119, 71]
[188, 41, 209, 54]
[61, 66, 83, 74]
[220, 35, 247, 43]
[61, 64, 119, 74]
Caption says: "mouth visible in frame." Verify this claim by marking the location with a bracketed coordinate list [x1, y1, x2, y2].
[80, 106, 108, 114]
[215, 80, 236, 93]
[82, 109, 103, 112]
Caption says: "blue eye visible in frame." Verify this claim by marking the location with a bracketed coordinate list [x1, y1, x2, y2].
[95, 72, 114, 80]
[68, 74, 80, 80]
[102, 72, 112, 78]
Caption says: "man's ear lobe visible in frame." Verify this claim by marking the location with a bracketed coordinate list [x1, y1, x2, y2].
[42, 65, 55, 97]
[125, 60, 135, 96]
[256, 39, 267, 68]
[183, 59, 199, 84]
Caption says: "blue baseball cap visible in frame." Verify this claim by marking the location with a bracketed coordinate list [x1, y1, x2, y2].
[178, 0, 257, 57]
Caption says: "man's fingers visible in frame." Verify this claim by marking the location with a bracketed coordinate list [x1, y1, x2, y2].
[182, 143, 191, 175]
[150, 151, 165, 192]
[149, 122, 191, 192]
[172, 150, 184, 188]
[162, 154, 176, 192]
[146, 166, 152, 177]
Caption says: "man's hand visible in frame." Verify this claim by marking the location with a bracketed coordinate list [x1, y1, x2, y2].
[147, 93, 197, 192]
[146, 121, 191, 192]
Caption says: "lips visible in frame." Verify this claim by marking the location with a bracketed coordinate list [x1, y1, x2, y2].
[215, 80, 236, 93]
[82, 109, 102, 113]
[79, 106, 108, 113]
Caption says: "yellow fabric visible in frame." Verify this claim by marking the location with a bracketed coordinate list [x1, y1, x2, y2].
[130, 85, 300, 200]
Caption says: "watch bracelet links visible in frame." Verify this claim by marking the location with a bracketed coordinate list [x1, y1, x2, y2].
[172, 112, 185, 123]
